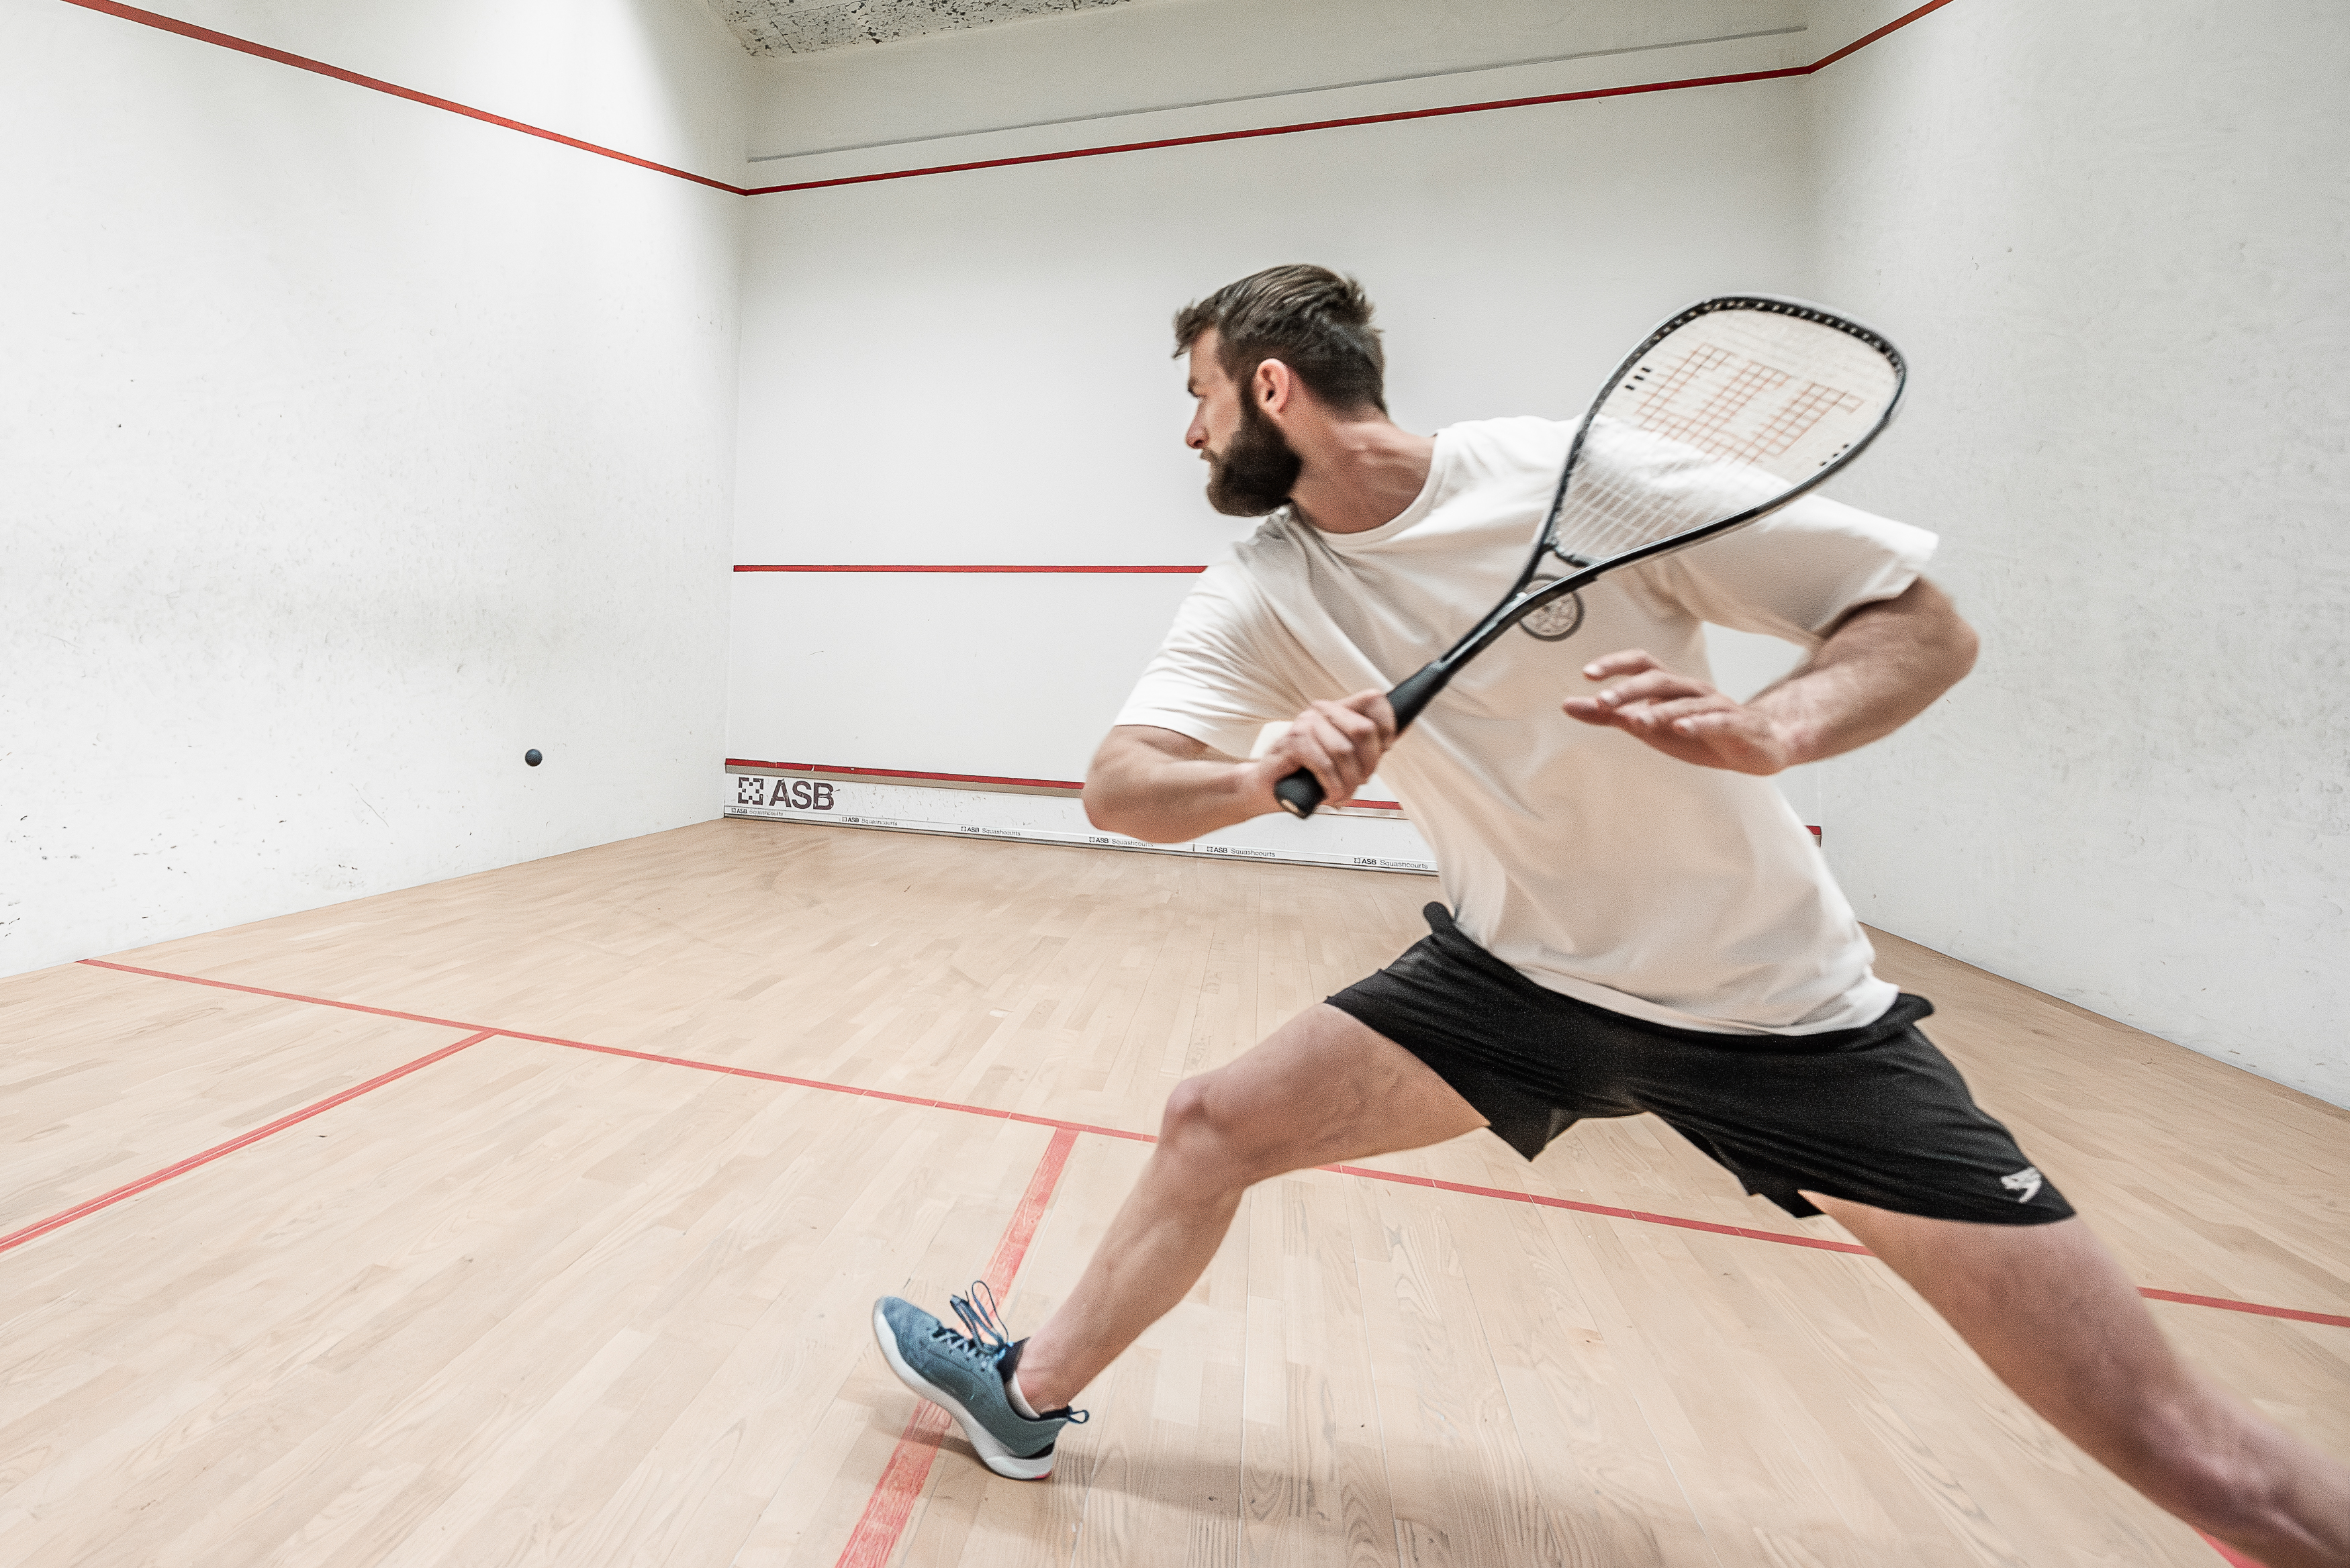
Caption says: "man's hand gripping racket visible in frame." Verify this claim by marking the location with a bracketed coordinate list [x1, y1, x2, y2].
[1274, 295, 1906, 818]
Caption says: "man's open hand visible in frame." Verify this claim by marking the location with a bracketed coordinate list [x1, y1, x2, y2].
[1562, 650, 1799, 775]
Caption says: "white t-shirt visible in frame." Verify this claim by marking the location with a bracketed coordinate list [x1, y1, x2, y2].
[1115, 416, 1937, 1035]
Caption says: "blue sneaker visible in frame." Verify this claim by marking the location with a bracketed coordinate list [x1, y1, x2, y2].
[871, 1283, 1086, 1479]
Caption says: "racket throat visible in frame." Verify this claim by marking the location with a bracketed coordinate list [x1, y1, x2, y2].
[1386, 661, 1455, 730]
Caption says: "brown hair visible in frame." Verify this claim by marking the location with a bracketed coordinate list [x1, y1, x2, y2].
[1172, 264, 1386, 413]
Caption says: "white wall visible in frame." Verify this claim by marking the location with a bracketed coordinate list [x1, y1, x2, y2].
[1809, 0, 2350, 1102]
[15, 0, 2335, 1103]
[727, 7, 1820, 786]
[0, 0, 750, 973]
[732, 0, 2348, 1105]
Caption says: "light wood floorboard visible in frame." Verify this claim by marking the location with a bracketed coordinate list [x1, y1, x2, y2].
[0, 964, 469, 1236]
[1, 818, 2341, 1565]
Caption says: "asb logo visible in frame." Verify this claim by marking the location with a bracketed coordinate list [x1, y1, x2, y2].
[737, 775, 836, 811]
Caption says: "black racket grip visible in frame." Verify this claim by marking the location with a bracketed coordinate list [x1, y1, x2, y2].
[1274, 768, 1325, 818]
[1271, 663, 1451, 820]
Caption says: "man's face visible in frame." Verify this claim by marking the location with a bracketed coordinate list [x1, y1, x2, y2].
[1186, 331, 1301, 518]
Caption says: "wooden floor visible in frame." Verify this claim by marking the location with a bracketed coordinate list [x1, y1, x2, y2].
[1, 819, 2343, 1567]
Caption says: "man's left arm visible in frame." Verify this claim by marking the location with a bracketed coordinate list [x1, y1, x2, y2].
[1560, 577, 1978, 775]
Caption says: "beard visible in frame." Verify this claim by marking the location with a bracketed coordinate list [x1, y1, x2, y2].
[1203, 395, 1303, 517]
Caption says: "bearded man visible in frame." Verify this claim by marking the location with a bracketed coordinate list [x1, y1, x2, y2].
[870, 264, 2348, 1568]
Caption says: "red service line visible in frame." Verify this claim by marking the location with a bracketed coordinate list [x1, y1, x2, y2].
[70, 958, 2350, 1332]
[0, 1029, 492, 1257]
[734, 564, 1207, 574]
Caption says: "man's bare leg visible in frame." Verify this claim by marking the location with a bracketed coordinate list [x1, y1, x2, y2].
[1015, 1003, 1485, 1409]
[1812, 1194, 2350, 1568]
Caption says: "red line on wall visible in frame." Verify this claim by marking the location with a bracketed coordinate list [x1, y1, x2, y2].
[728, 759, 1087, 791]
[0, 1029, 492, 1257]
[1809, 0, 1961, 72]
[70, 958, 2350, 1332]
[734, 564, 1207, 574]
[56, 0, 742, 194]
[832, 1126, 1080, 1568]
[747, 65, 1808, 195]
[56, 0, 1957, 201]
[744, 0, 1961, 199]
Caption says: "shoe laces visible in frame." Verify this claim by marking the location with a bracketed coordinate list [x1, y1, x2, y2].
[943, 1281, 1012, 1360]
[935, 1283, 1087, 1425]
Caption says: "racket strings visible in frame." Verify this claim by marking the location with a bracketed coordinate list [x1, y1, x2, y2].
[1627, 346, 1777, 452]
[1552, 320, 1893, 566]
[1626, 342, 1872, 469]
[1554, 436, 1752, 562]
[1742, 380, 1867, 463]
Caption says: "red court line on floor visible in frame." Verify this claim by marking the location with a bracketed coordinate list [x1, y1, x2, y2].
[735, 564, 1207, 574]
[0, 1029, 492, 1257]
[833, 1126, 1080, 1568]
[75, 959, 1160, 1144]
[988, 1128, 1082, 1292]
[839, 1407, 953, 1568]
[56, 0, 741, 193]
[2141, 1289, 2350, 1331]
[1326, 1165, 1873, 1255]
[83, 959, 493, 1032]
[517, 1031, 1155, 1146]
[74, 959, 2350, 1330]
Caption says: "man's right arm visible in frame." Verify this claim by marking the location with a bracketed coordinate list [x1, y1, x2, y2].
[1084, 691, 1397, 843]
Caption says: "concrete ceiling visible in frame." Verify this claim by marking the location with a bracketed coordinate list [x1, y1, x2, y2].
[707, 0, 1137, 56]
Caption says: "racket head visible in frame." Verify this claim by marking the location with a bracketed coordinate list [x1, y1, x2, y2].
[1542, 296, 1904, 576]
[1311, 296, 1908, 791]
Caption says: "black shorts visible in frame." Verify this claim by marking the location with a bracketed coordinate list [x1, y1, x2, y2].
[1327, 905, 2072, 1226]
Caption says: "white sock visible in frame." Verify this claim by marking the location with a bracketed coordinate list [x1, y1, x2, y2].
[1004, 1367, 1045, 1420]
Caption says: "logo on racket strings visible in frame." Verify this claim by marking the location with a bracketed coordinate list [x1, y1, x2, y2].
[1619, 343, 1867, 470]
